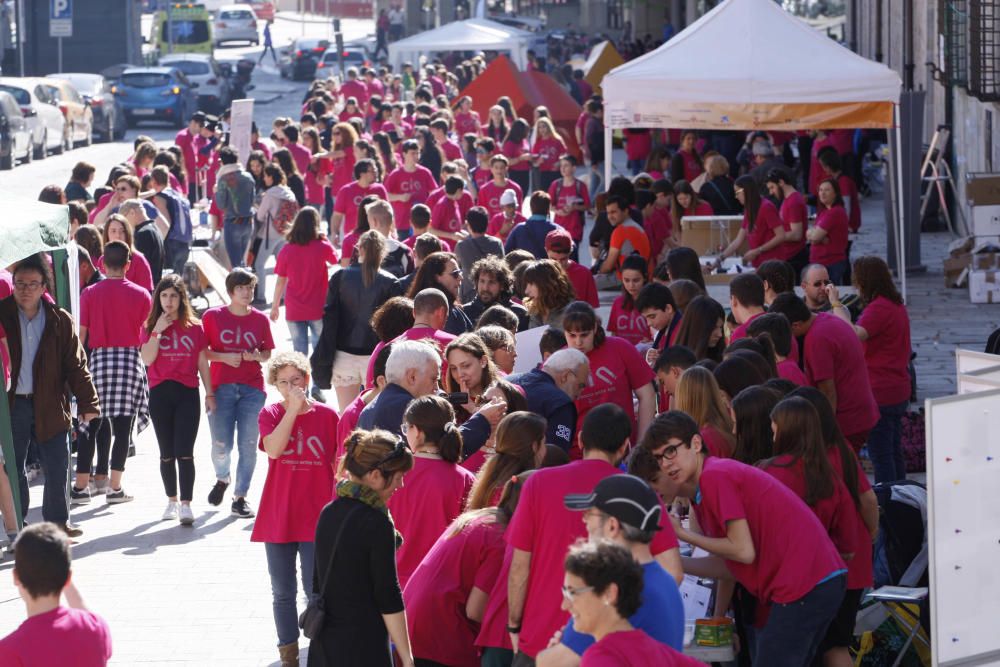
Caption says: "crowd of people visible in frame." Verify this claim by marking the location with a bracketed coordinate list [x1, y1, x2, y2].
[0, 51, 914, 667]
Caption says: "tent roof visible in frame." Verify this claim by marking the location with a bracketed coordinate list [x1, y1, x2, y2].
[581, 41, 623, 95]
[388, 19, 533, 71]
[602, 0, 900, 129]
[0, 200, 69, 268]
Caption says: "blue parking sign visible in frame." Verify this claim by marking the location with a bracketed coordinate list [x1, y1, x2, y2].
[51, 0, 72, 20]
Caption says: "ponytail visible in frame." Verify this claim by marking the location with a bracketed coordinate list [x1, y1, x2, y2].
[404, 395, 463, 464]
[439, 421, 463, 464]
[358, 229, 386, 288]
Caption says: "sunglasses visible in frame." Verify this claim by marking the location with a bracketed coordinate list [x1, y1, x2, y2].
[449, 269, 462, 278]
[811, 279, 832, 287]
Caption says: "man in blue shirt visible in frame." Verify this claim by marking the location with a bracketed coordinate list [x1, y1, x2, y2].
[258, 19, 276, 65]
[541, 474, 686, 665]
[506, 348, 588, 451]
[504, 191, 564, 259]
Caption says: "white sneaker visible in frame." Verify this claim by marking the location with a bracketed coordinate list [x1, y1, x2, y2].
[178, 504, 195, 526]
[162, 501, 179, 521]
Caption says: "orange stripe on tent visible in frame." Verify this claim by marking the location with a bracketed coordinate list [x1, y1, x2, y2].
[606, 101, 894, 131]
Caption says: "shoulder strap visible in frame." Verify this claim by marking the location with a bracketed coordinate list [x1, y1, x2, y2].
[318, 501, 364, 595]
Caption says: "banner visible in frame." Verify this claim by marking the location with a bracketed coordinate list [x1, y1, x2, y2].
[229, 98, 255, 166]
[605, 101, 894, 131]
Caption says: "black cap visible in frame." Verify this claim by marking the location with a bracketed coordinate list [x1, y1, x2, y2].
[564, 474, 662, 532]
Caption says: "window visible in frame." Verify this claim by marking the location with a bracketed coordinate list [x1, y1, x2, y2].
[0, 85, 30, 105]
[122, 73, 172, 88]
[940, 0, 969, 86]
[606, 0, 623, 29]
[161, 20, 210, 45]
[970, 0, 1000, 101]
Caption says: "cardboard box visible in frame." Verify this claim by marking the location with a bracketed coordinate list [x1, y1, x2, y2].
[969, 267, 1000, 303]
[680, 216, 746, 256]
[966, 173, 1000, 206]
[944, 254, 970, 288]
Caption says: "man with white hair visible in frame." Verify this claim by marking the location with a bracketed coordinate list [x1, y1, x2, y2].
[365, 199, 413, 278]
[357, 340, 505, 456]
[119, 198, 164, 287]
[506, 348, 589, 451]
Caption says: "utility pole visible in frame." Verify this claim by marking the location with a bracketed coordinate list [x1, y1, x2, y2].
[167, 0, 174, 54]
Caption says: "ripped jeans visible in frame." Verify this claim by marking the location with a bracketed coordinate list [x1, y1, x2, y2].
[207, 383, 265, 498]
[149, 381, 200, 501]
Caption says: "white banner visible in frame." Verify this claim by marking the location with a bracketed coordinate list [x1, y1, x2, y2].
[229, 98, 254, 166]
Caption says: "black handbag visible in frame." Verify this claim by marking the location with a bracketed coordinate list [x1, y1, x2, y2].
[299, 502, 362, 639]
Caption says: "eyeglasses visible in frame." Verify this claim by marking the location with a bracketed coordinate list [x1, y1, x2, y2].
[653, 440, 690, 464]
[400, 421, 411, 436]
[370, 438, 412, 472]
[561, 584, 594, 602]
[811, 279, 832, 287]
[276, 376, 305, 389]
[14, 281, 44, 291]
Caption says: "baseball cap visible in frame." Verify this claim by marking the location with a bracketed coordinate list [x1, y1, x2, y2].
[545, 227, 573, 254]
[499, 189, 518, 207]
[564, 474, 662, 532]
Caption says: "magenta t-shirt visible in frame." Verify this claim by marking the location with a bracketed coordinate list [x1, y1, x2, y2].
[80, 279, 152, 348]
[403, 234, 451, 253]
[455, 110, 481, 137]
[549, 179, 590, 241]
[743, 200, 788, 267]
[141, 321, 207, 389]
[857, 296, 912, 406]
[486, 212, 525, 242]
[388, 456, 476, 588]
[608, 295, 651, 346]
[478, 180, 523, 218]
[506, 459, 679, 658]
[692, 457, 845, 604]
[337, 391, 367, 458]
[274, 239, 339, 322]
[202, 306, 275, 392]
[565, 261, 599, 308]
[330, 151, 356, 193]
[431, 197, 463, 234]
[729, 311, 763, 343]
[502, 140, 531, 172]
[778, 190, 808, 260]
[0, 269, 12, 299]
[252, 402, 339, 543]
[810, 206, 849, 266]
[803, 313, 879, 436]
[476, 544, 515, 651]
[95, 252, 154, 292]
[532, 137, 564, 171]
[385, 165, 438, 231]
[403, 514, 505, 667]
[575, 336, 655, 443]
[777, 359, 808, 386]
[442, 140, 463, 162]
[0, 606, 112, 667]
[333, 181, 389, 235]
[581, 629, 705, 667]
[287, 142, 313, 178]
[826, 447, 874, 589]
[701, 423, 734, 458]
[303, 157, 333, 204]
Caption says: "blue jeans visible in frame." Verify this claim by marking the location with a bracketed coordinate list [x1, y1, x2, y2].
[868, 400, 908, 484]
[208, 383, 265, 497]
[755, 574, 845, 666]
[10, 397, 70, 524]
[253, 237, 285, 301]
[264, 541, 315, 646]
[164, 238, 191, 276]
[288, 319, 322, 357]
[223, 218, 254, 268]
[626, 158, 644, 176]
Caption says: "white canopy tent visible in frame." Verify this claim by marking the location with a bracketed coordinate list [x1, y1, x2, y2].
[600, 0, 908, 297]
[387, 18, 534, 72]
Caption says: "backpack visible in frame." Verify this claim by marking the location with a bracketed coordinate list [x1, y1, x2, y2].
[381, 243, 413, 278]
[271, 197, 299, 236]
[158, 189, 194, 243]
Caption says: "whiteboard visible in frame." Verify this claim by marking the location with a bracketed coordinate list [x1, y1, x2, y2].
[955, 349, 1000, 382]
[926, 389, 1000, 666]
[957, 365, 1000, 394]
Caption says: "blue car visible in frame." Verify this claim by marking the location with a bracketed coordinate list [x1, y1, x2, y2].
[114, 66, 198, 129]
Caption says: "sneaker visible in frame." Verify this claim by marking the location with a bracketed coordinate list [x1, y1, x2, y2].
[70, 486, 91, 505]
[231, 498, 255, 518]
[162, 501, 179, 521]
[106, 487, 134, 504]
[310, 386, 326, 402]
[57, 522, 83, 538]
[89, 478, 110, 496]
[178, 504, 195, 526]
[208, 480, 229, 506]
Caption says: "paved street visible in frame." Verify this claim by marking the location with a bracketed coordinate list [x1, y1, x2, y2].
[0, 12, 995, 663]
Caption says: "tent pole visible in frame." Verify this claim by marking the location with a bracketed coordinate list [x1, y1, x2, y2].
[604, 126, 612, 195]
[894, 104, 907, 304]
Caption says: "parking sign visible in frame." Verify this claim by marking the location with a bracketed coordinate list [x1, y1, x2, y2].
[50, 0, 73, 38]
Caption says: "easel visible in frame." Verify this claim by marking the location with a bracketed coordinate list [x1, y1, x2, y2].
[919, 125, 968, 237]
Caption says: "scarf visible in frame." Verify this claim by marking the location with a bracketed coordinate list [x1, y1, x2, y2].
[336, 479, 403, 547]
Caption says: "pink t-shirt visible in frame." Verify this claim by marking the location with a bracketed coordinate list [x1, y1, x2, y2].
[502, 140, 531, 172]
[0, 323, 8, 389]
[442, 140, 464, 162]
[607, 295, 651, 346]
[202, 306, 275, 392]
[476, 544, 515, 651]
[701, 423, 734, 459]
[365, 326, 457, 388]
[576, 336, 656, 446]
[141, 321, 207, 389]
[487, 211, 526, 242]
[80, 279, 152, 348]
[431, 196, 464, 235]
[403, 514, 506, 667]
[644, 207, 673, 263]
[286, 142, 313, 178]
[95, 252, 154, 292]
[336, 391, 368, 460]
[330, 151, 357, 193]
[692, 457, 846, 604]
[778, 191, 808, 260]
[777, 359, 808, 386]
[403, 234, 452, 253]
[762, 455, 856, 556]
[810, 206, 849, 266]
[532, 137, 564, 172]
[303, 157, 333, 204]
[826, 447, 874, 589]
[506, 458, 679, 658]
[729, 311, 763, 343]
[0, 606, 112, 667]
[581, 629, 705, 667]
[565, 261, 599, 308]
[743, 200, 789, 268]
[455, 111, 482, 137]
[388, 456, 476, 588]
[549, 179, 591, 241]
[803, 313, 879, 437]
[385, 165, 438, 231]
[252, 402, 339, 543]
[333, 181, 389, 235]
[857, 296, 912, 406]
[680, 149, 703, 182]
[0, 269, 12, 299]
[274, 240, 339, 321]
[478, 180, 523, 219]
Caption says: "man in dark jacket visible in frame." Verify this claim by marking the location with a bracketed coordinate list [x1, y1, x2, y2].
[120, 198, 164, 287]
[506, 348, 589, 451]
[461, 255, 529, 331]
[504, 191, 562, 260]
[1, 255, 100, 538]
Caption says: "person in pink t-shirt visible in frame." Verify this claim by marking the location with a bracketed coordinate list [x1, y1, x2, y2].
[506, 404, 681, 660]
[500, 120, 532, 194]
[390, 395, 476, 588]
[203, 268, 275, 518]
[546, 228, 599, 308]
[385, 139, 438, 237]
[140, 275, 213, 525]
[607, 256, 653, 347]
[331, 158, 388, 245]
[487, 189, 526, 242]
[746, 312, 809, 386]
[549, 156, 591, 257]
[255, 352, 339, 664]
[478, 155, 524, 219]
[674, 367, 737, 459]
[719, 176, 788, 269]
[0, 523, 113, 667]
[654, 410, 846, 667]
[728, 273, 767, 342]
[807, 179, 850, 285]
[430, 118, 463, 162]
[430, 176, 470, 243]
[532, 117, 567, 192]
[95, 215, 154, 292]
[77, 241, 153, 506]
[765, 168, 809, 273]
[453, 96, 482, 138]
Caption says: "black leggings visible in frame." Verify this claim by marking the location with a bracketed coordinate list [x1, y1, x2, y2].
[77, 415, 135, 475]
[149, 381, 200, 501]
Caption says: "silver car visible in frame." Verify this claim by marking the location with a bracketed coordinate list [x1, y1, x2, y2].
[214, 5, 259, 46]
[159, 54, 232, 114]
[0, 77, 67, 159]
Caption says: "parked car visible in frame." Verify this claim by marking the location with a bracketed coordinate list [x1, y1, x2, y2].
[159, 53, 232, 114]
[240, 1, 275, 20]
[279, 38, 331, 81]
[316, 46, 370, 76]
[0, 77, 67, 159]
[150, 4, 213, 57]
[48, 73, 125, 142]
[214, 4, 259, 46]
[39, 78, 95, 148]
[114, 67, 198, 129]
[0, 90, 32, 170]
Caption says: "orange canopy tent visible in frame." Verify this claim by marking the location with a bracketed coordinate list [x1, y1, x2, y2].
[457, 55, 583, 160]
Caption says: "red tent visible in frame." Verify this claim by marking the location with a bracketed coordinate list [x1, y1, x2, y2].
[457, 55, 583, 159]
